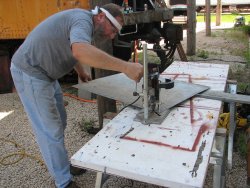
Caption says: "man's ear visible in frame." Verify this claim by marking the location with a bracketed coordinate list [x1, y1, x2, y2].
[96, 12, 106, 23]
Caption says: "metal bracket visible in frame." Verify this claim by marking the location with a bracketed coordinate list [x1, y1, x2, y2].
[190, 140, 206, 177]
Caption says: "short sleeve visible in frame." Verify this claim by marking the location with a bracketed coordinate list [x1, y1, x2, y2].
[70, 16, 93, 45]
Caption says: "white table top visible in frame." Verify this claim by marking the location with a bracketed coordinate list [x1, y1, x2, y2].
[71, 61, 229, 188]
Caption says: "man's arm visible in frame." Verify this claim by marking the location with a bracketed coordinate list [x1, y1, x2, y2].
[74, 62, 92, 82]
[71, 42, 143, 82]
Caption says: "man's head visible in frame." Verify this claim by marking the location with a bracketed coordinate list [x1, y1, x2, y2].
[93, 3, 124, 40]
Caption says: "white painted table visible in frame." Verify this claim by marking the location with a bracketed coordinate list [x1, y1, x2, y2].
[71, 61, 229, 187]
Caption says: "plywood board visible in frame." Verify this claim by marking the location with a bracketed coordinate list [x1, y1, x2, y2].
[71, 61, 229, 188]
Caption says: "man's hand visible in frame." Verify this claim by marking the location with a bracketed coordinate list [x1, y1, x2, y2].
[78, 71, 92, 82]
[74, 62, 92, 82]
[125, 63, 143, 82]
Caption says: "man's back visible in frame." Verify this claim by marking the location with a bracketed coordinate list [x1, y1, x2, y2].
[12, 9, 93, 81]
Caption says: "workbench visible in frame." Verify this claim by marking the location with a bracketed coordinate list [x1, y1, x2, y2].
[71, 61, 230, 187]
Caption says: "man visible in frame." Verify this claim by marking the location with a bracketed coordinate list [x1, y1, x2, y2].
[10, 3, 143, 188]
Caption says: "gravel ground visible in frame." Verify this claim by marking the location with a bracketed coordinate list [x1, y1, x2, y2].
[0, 92, 248, 188]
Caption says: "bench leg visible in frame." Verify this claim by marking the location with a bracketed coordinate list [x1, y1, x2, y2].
[213, 164, 222, 188]
[95, 172, 110, 188]
[228, 102, 236, 169]
[210, 128, 227, 188]
[213, 159, 225, 188]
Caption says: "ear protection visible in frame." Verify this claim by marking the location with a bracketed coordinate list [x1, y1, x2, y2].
[91, 6, 99, 15]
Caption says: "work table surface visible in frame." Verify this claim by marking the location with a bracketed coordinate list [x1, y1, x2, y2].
[71, 61, 229, 187]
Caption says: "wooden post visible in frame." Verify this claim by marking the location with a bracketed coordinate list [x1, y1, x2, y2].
[0, 50, 12, 93]
[205, 0, 211, 36]
[90, 0, 117, 129]
[216, 0, 222, 26]
[186, 0, 196, 56]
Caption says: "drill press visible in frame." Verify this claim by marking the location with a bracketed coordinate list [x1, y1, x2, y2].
[134, 43, 174, 124]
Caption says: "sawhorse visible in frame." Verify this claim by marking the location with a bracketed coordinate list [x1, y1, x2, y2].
[209, 128, 227, 188]
[198, 81, 250, 170]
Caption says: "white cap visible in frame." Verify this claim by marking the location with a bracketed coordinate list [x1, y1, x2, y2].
[99, 7, 122, 32]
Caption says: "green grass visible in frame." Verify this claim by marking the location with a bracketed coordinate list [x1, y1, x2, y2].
[242, 25, 250, 35]
[244, 50, 250, 68]
[235, 130, 248, 158]
[197, 49, 209, 59]
[197, 13, 250, 23]
[79, 118, 100, 134]
[237, 83, 250, 93]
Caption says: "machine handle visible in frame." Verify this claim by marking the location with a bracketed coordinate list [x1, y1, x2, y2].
[159, 79, 174, 89]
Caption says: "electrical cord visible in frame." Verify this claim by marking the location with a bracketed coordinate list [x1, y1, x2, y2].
[63, 93, 124, 106]
[153, 109, 161, 116]
[119, 96, 141, 112]
[0, 138, 45, 168]
[63, 93, 96, 103]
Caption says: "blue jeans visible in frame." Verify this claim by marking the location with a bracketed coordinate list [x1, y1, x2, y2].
[10, 64, 72, 188]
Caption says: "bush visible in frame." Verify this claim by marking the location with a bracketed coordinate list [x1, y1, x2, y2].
[197, 49, 209, 59]
[242, 25, 250, 36]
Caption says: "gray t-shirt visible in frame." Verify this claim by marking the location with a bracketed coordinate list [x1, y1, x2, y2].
[12, 8, 93, 81]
